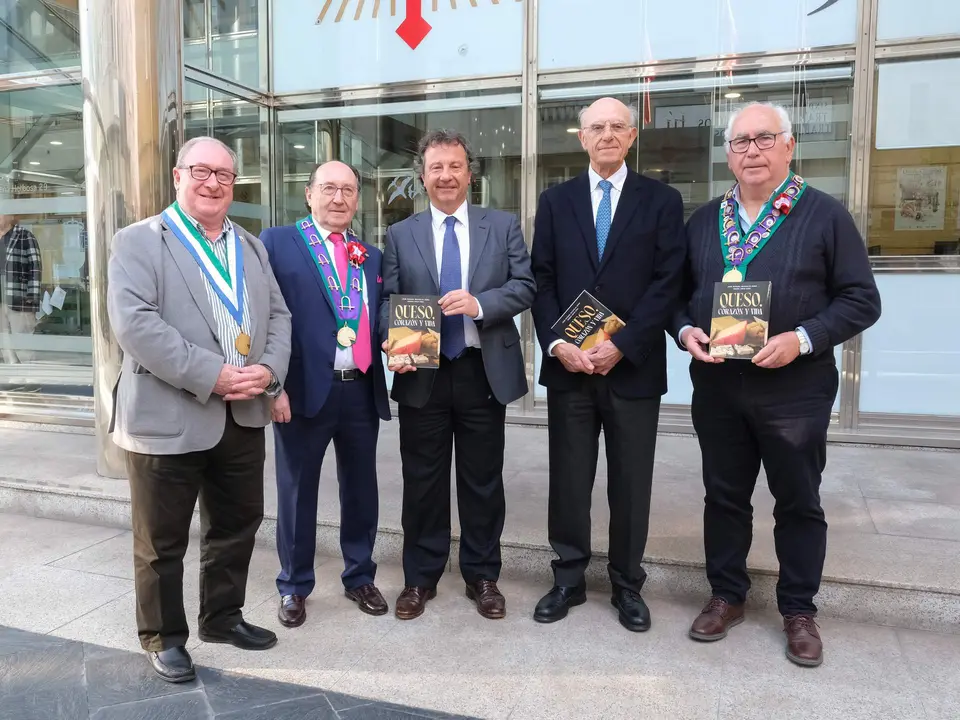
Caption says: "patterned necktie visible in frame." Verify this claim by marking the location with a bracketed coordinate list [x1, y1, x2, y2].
[439, 216, 466, 360]
[596, 179, 613, 261]
[330, 232, 371, 373]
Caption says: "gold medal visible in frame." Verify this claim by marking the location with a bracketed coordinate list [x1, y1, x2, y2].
[722, 268, 744, 283]
[235, 332, 251, 356]
[337, 326, 357, 347]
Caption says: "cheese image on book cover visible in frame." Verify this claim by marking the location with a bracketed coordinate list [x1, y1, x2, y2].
[708, 281, 772, 359]
[387, 295, 441, 370]
[551, 290, 626, 350]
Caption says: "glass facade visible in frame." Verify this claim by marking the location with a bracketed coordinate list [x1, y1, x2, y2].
[2, 0, 958, 446]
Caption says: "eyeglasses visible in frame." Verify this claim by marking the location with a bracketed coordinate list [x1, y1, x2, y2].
[727, 132, 786, 154]
[180, 165, 237, 185]
[582, 121, 634, 136]
[314, 183, 358, 199]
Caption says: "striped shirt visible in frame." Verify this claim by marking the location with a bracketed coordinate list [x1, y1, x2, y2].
[179, 209, 252, 367]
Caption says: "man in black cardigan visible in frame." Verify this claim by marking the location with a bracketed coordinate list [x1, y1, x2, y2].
[675, 102, 881, 667]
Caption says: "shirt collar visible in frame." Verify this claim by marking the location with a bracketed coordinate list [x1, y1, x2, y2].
[430, 200, 469, 230]
[311, 217, 355, 243]
[588, 162, 628, 193]
[178, 206, 231, 243]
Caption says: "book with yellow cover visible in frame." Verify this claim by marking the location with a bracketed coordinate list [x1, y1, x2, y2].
[387, 295, 441, 370]
[551, 290, 626, 350]
[708, 281, 772, 359]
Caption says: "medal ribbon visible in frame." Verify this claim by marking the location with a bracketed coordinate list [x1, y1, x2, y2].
[718, 172, 807, 281]
[162, 202, 245, 326]
[295, 217, 363, 347]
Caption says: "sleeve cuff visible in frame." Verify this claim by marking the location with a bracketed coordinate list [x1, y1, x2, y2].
[799, 318, 831, 356]
[796, 326, 814, 355]
[678, 324, 693, 347]
[474, 301, 483, 321]
[547, 339, 565, 357]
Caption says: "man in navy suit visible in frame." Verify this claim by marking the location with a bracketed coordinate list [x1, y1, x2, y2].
[530, 97, 686, 631]
[261, 161, 391, 628]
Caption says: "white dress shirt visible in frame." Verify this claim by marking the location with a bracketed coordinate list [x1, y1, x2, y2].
[312, 217, 369, 370]
[548, 163, 629, 357]
[429, 201, 483, 349]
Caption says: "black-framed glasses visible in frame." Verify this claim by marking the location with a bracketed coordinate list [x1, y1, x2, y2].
[181, 164, 237, 185]
[727, 132, 786, 154]
[314, 183, 358, 199]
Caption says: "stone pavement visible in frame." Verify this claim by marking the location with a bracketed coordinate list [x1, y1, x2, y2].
[2, 512, 960, 720]
[1, 421, 959, 631]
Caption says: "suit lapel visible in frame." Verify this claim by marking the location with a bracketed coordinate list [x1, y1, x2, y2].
[360, 240, 379, 340]
[467, 205, 490, 287]
[412, 211, 440, 292]
[597, 171, 642, 275]
[160, 221, 218, 336]
[293, 225, 337, 316]
[571, 172, 599, 270]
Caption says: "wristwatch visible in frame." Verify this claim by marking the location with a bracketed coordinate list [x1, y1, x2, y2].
[263, 365, 282, 398]
[795, 329, 811, 355]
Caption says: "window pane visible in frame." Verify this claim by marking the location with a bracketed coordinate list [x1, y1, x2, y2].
[870, 59, 960, 255]
[878, 0, 960, 40]
[0, 0, 81, 75]
[0, 83, 91, 394]
[183, 0, 261, 90]
[535, 67, 853, 403]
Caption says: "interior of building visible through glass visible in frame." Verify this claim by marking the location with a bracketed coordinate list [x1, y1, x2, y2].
[0, 213, 42, 379]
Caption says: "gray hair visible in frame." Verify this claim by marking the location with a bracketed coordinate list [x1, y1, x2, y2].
[577, 104, 639, 128]
[413, 129, 480, 177]
[176, 136, 239, 173]
[724, 102, 793, 144]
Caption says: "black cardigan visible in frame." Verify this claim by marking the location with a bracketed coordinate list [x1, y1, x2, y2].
[674, 186, 881, 363]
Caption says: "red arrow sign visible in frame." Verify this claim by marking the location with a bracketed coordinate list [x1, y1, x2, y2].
[396, 0, 432, 50]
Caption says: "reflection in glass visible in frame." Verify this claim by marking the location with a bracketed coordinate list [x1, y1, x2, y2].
[0, 82, 91, 393]
[0, 1, 81, 75]
[278, 95, 523, 250]
[182, 0, 261, 90]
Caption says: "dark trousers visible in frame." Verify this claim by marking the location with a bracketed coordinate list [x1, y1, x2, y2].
[274, 374, 380, 597]
[546, 378, 660, 593]
[690, 361, 838, 616]
[126, 408, 265, 652]
[398, 349, 506, 588]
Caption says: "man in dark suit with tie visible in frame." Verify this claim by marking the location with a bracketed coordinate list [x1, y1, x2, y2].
[379, 129, 536, 621]
[261, 161, 391, 628]
[530, 97, 686, 631]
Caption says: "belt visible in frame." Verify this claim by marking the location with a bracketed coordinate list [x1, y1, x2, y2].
[333, 368, 365, 382]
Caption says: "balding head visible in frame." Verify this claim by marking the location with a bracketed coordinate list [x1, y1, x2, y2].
[578, 97, 638, 177]
[305, 160, 360, 233]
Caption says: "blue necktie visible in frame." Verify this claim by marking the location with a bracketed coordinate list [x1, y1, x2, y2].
[596, 179, 613, 261]
[439, 215, 466, 360]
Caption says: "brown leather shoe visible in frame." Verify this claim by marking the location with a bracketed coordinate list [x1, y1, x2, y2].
[345, 583, 388, 616]
[465, 580, 506, 619]
[395, 586, 436, 620]
[278, 595, 305, 628]
[689, 596, 744, 641]
[784, 614, 823, 667]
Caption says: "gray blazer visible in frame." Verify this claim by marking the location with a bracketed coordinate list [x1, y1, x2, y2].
[379, 205, 535, 408]
[107, 214, 291, 455]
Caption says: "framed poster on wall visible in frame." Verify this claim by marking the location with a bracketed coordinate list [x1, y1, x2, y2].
[895, 166, 946, 231]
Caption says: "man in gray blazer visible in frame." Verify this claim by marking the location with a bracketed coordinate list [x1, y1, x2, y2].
[379, 129, 535, 622]
[107, 136, 291, 683]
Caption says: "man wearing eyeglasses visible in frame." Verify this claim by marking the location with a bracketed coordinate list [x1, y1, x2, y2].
[107, 136, 291, 682]
[531, 97, 686, 631]
[675, 102, 880, 667]
[261, 161, 391, 628]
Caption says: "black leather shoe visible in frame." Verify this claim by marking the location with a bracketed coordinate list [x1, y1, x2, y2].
[278, 595, 306, 627]
[345, 584, 389, 616]
[611, 588, 651, 632]
[199, 621, 278, 650]
[147, 646, 196, 683]
[533, 584, 587, 623]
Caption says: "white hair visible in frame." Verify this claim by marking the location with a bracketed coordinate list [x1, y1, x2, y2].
[176, 136, 239, 172]
[724, 102, 793, 144]
[578, 103, 640, 128]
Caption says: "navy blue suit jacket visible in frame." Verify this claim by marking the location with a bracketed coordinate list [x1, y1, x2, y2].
[531, 169, 686, 399]
[261, 224, 390, 421]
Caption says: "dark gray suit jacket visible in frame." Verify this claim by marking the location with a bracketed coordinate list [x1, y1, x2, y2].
[379, 204, 536, 408]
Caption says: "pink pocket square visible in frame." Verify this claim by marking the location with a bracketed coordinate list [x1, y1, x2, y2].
[377, 275, 382, 283]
